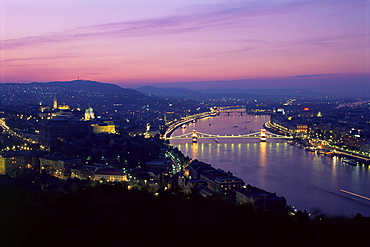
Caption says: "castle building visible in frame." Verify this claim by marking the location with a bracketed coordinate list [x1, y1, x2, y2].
[90, 123, 116, 134]
[39, 118, 89, 148]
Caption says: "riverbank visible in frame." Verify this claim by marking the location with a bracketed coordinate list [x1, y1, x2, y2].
[164, 110, 218, 138]
[171, 113, 370, 217]
[264, 120, 370, 165]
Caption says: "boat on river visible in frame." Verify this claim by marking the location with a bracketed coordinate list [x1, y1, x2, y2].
[342, 159, 357, 166]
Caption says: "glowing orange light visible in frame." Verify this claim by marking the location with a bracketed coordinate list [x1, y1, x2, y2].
[303, 108, 309, 111]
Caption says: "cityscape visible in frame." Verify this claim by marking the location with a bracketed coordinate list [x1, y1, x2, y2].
[0, 80, 369, 245]
[1, 0, 370, 246]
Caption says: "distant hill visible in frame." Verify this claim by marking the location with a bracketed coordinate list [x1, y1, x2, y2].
[135, 86, 206, 99]
[145, 77, 369, 98]
[201, 88, 324, 97]
[135, 85, 324, 100]
[30, 80, 142, 95]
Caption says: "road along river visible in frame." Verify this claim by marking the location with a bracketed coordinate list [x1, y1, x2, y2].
[170, 112, 370, 217]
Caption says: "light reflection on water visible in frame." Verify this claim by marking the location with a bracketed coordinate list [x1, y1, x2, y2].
[171, 113, 370, 217]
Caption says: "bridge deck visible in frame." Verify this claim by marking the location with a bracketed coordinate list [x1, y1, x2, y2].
[167, 131, 292, 140]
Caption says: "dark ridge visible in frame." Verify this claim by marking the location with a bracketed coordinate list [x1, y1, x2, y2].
[29, 80, 142, 95]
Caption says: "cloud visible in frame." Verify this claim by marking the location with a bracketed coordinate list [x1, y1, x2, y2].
[1, 54, 80, 63]
[196, 47, 253, 58]
[288, 34, 365, 49]
[291, 74, 340, 78]
[1, 0, 327, 50]
[0, 35, 75, 50]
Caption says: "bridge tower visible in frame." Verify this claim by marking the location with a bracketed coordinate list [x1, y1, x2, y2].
[192, 130, 198, 143]
[260, 129, 267, 142]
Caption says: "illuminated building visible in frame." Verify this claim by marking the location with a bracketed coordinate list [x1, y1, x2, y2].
[188, 160, 244, 194]
[84, 107, 95, 121]
[56, 105, 70, 110]
[276, 108, 285, 115]
[342, 132, 365, 150]
[296, 124, 308, 133]
[0, 153, 26, 174]
[91, 123, 116, 134]
[53, 94, 70, 110]
[53, 94, 58, 109]
[38, 94, 72, 119]
[94, 167, 127, 182]
[144, 123, 151, 138]
[39, 156, 81, 177]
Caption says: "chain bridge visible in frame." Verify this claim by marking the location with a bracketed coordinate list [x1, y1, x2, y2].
[167, 129, 293, 142]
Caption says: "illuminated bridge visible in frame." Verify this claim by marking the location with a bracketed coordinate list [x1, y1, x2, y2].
[166, 129, 293, 142]
[217, 106, 247, 115]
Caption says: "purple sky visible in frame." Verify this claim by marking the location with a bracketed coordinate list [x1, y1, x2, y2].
[1, 0, 369, 92]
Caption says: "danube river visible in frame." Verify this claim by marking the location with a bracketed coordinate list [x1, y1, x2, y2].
[170, 113, 370, 217]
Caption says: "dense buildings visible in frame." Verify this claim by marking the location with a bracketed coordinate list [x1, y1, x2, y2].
[0, 81, 370, 247]
[268, 101, 370, 156]
[236, 185, 287, 213]
[0, 81, 369, 215]
[39, 118, 89, 148]
[185, 159, 288, 212]
[0, 152, 27, 174]
[187, 160, 244, 194]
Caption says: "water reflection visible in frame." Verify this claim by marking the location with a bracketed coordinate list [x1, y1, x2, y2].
[259, 142, 267, 167]
[171, 113, 370, 217]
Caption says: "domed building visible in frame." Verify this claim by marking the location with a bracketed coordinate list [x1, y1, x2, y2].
[84, 107, 95, 121]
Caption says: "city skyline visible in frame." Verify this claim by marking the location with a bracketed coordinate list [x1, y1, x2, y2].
[1, 0, 369, 93]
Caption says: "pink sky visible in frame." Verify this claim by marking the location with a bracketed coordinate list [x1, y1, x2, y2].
[1, 0, 369, 89]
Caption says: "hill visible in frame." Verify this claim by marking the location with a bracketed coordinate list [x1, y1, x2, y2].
[30, 80, 142, 95]
[136, 85, 206, 99]
[135, 85, 323, 100]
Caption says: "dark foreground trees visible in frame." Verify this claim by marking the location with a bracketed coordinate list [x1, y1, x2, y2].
[0, 175, 369, 247]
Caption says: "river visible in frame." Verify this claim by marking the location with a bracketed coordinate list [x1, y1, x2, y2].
[170, 112, 370, 217]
